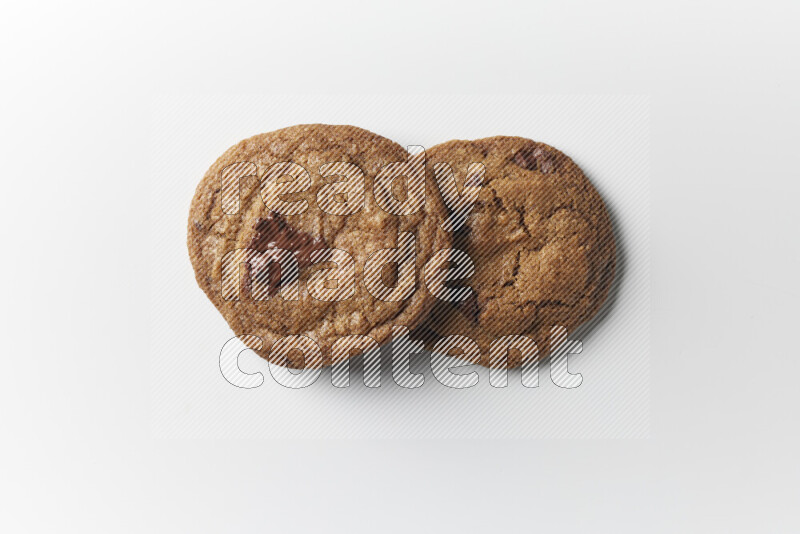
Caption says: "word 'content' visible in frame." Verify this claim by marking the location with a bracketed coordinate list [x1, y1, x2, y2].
[221, 326, 585, 390]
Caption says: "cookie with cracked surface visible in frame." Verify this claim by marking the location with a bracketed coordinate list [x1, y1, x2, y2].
[188, 124, 451, 368]
[420, 136, 615, 367]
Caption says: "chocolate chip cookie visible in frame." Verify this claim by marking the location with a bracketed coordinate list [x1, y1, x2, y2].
[188, 125, 451, 368]
[421, 136, 616, 367]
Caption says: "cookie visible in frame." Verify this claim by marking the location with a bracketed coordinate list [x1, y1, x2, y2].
[188, 125, 451, 368]
[420, 136, 615, 367]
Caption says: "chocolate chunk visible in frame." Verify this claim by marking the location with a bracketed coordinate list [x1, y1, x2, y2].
[245, 212, 326, 296]
[457, 292, 480, 325]
[512, 146, 559, 173]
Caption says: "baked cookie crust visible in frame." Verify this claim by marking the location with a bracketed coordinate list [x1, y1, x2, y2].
[188, 125, 451, 368]
[420, 136, 616, 367]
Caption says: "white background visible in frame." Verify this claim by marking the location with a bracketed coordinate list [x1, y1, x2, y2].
[2, 0, 799, 532]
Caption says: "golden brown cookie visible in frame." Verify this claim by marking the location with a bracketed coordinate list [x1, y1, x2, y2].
[420, 136, 615, 367]
[188, 125, 451, 368]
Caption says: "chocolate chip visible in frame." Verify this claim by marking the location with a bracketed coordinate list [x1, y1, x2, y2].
[246, 212, 327, 296]
[457, 292, 480, 325]
[512, 146, 559, 173]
